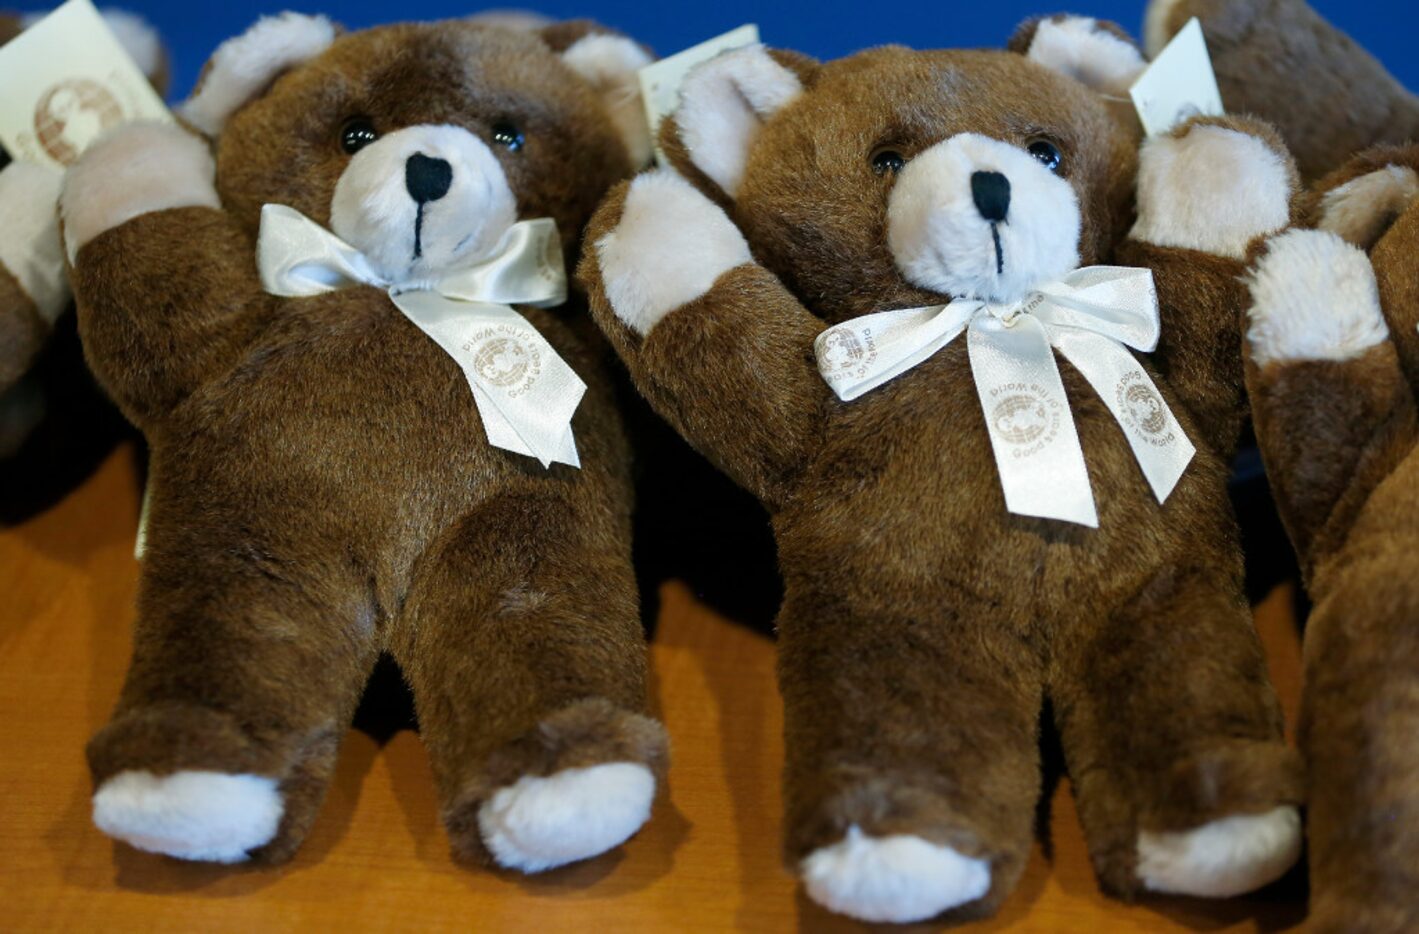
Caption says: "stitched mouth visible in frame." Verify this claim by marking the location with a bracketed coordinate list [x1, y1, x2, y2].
[990, 223, 1004, 275]
[413, 203, 426, 260]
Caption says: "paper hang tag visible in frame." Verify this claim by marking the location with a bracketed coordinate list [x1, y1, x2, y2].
[1129, 18, 1225, 137]
[0, 0, 171, 170]
[637, 24, 760, 165]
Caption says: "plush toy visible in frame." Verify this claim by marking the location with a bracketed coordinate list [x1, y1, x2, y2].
[1244, 146, 1419, 933]
[579, 18, 1304, 923]
[62, 13, 668, 872]
[1144, 0, 1419, 182]
[0, 7, 166, 455]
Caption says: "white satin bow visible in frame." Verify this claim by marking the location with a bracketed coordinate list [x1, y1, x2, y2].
[257, 204, 584, 468]
[815, 266, 1195, 527]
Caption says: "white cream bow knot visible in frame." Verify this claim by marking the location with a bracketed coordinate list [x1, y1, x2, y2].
[257, 204, 584, 468]
[815, 266, 1195, 527]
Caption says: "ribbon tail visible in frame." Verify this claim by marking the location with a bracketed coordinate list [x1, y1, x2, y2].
[1050, 329, 1195, 505]
[469, 378, 583, 468]
[967, 316, 1098, 528]
[391, 293, 585, 471]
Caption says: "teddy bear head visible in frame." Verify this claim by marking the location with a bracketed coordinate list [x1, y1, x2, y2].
[658, 19, 1147, 320]
[179, 13, 652, 284]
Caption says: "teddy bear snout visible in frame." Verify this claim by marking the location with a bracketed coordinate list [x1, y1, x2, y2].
[330, 124, 519, 284]
[887, 133, 1082, 304]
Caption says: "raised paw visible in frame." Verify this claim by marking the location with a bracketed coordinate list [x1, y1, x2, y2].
[60, 121, 220, 262]
[1137, 805, 1301, 898]
[92, 769, 284, 863]
[478, 761, 656, 873]
[800, 826, 991, 923]
[593, 168, 752, 336]
[1246, 228, 1389, 366]
[1132, 116, 1297, 259]
[1313, 161, 1419, 250]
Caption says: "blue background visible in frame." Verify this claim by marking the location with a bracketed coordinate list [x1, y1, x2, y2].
[103, 0, 1416, 102]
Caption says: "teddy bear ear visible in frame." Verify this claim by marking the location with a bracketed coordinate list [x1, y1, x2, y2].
[1009, 15, 1146, 98]
[659, 45, 808, 201]
[548, 25, 656, 169]
[179, 13, 338, 138]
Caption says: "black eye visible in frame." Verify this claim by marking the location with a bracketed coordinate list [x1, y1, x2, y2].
[492, 121, 525, 151]
[340, 117, 378, 154]
[1027, 138, 1062, 173]
[871, 148, 906, 176]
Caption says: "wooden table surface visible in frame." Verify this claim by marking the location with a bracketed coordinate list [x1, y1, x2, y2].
[1, 443, 1310, 932]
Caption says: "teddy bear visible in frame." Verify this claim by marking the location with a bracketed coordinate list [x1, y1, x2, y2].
[1244, 145, 1419, 932]
[61, 12, 668, 872]
[1144, 0, 1419, 182]
[0, 7, 166, 456]
[578, 17, 1305, 923]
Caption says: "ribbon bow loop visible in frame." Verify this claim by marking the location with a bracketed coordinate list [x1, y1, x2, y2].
[815, 266, 1194, 527]
[257, 204, 583, 469]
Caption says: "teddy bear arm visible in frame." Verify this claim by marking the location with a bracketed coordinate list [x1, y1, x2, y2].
[581, 173, 829, 507]
[1244, 229, 1417, 574]
[69, 208, 275, 429]
[62, 123, 273, 428]
[1123, 115, 1301, 455]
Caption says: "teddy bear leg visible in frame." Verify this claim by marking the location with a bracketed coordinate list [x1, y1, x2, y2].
[776, 587, 1044, 923]
[1051, 562, 1303, 901]
[392, 489, 666, 873]
[87, 521, 383, 864]
[1300, 513, 1419, 933]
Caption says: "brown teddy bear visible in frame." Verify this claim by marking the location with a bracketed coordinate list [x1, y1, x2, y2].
[1245, 146, 1419, 932]
[62, 12, 668, 872]
[1144, 0, 1419, 182]
[0, 7, 167, 455]
[579, 19, 1304, 923]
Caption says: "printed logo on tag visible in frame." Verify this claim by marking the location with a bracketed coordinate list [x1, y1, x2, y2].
[637, 24, 759, 164]
[1129, 18, 1224, 137]
[0, 0, 171, 169]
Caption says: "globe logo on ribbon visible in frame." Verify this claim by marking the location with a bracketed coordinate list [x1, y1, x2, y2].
[992, 393, 1049, 446]
[473, 336, 531, 388]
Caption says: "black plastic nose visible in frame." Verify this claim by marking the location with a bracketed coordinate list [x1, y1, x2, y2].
[971, 171, 1011, 222]
[405, 153, 452, 204]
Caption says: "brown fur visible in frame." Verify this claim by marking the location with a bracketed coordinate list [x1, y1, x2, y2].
[1147, 0, 1419, 181]
[73, 20, 666, 865]
[1247, 148, 1419, 931]
[581, 41, 1300, 916]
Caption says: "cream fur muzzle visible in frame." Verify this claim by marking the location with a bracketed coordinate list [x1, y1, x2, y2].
[888, 133, 1082, 305]
[329, 125, 518, 284]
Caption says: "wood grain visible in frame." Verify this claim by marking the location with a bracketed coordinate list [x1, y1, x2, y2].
[0, 444, 1307, 931]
